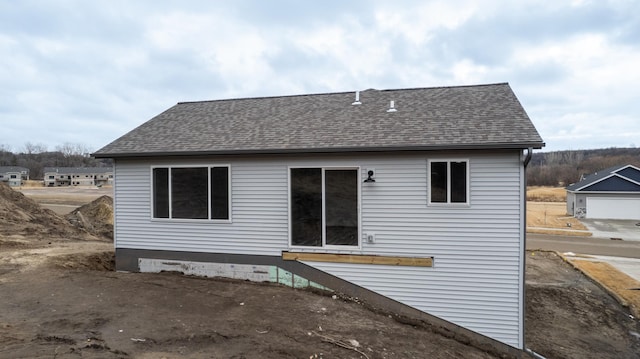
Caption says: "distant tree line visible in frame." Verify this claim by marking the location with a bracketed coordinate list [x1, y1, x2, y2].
[0, 142, 112, 180]
[528, 147, 640, 187]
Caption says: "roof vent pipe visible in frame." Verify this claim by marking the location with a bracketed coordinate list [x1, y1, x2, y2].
[352, 91, 362, 105]
[387, 100, 397, 112]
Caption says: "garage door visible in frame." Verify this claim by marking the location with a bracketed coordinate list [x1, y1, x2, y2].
[586, 197, 640, 220]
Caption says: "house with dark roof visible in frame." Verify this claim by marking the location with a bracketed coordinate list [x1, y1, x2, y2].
[0, 166, 29, 187]
[94, 83, 544, 352]
[43, 167, 113, 187]
[566, 164, 640, 220]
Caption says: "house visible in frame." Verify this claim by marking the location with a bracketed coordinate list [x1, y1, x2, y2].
[0, 166, 30, 187]
[43, 167, 113, 187]
[566, 164, 640, 220]
[93, 83, 544, 352]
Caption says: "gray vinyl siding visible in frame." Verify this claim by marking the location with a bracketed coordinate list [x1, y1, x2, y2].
[567, 191, 576, 215]
[113, 151, 524, 348]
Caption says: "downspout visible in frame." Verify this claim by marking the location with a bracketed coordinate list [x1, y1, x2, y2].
[525, 348, 547, 359]
[522, 147, 533, 356]
[523, 147, 533, 167]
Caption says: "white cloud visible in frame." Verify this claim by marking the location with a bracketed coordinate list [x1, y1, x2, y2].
[0, 1, 638, 152]
[507, 30, 640, 150]
[289, 18, 394, 90]
[451, 59, 489, 84]
[374, 0, 479, 45]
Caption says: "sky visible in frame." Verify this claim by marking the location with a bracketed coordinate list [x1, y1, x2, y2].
[1, 0, 638, 153]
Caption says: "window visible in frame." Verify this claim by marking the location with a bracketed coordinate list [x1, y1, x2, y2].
[290, 167, 359, 247]
[152, 166, 230, 220]
[428, 160, 468, 204]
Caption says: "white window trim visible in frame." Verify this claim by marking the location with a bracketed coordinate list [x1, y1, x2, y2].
[288, 166, 362, 251]
[427, 158, 470, 206]
[149, 164, 232, 223]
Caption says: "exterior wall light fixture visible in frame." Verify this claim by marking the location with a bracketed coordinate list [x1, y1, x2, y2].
[364, 169, 376, 183]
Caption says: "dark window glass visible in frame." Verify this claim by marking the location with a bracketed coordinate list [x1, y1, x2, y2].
[291, 168, 322, 246]
[211, 167, 229, 220]
[430, 162, 447, 203]
[325, 170, 358, 246]
[153, 168, 169, 218]
[451, 161, 467, 203]
[171, 167, 208, 219]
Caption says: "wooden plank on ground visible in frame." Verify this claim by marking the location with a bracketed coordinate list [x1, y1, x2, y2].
[282, 251, 433, 267]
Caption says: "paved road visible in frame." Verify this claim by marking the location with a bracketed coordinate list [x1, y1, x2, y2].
[527, 233, 640, 259]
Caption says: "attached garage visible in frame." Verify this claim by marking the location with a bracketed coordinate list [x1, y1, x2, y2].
[586, 197, 640, 220]
[567, 164, 640, 220]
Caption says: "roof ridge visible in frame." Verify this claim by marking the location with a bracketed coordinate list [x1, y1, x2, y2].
[175, 82, 511, 105]
[177, 90, 354, 105]
[377, 82, 509, 93]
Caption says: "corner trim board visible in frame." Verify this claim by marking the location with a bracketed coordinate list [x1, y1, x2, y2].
[282, 251, 433, 267]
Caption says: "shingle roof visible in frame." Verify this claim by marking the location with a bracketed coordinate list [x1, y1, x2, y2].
[0, 166, 29, 173]
[43, 167, 113, 174]
[94, 83, 544, 158]
[567, 164, 640, 192]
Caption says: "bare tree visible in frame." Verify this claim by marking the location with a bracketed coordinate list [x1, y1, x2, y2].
[22, 142, 48, 155]
[58, 143, 91, 157]
[0, 144, 16, 166]
[528, 148, 640, 186]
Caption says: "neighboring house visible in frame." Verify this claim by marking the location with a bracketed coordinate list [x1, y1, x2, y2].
[43, 167, 113, 187]
[566, 164, 640, 220]
[94, 83, 544, 352]
[0, 166, 29, 187]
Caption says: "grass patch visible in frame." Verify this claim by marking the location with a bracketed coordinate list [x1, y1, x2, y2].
[527, 186, 566, 202]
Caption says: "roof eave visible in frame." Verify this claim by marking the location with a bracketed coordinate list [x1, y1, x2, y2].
[93, 142, 545, 159]
[568, 190, 640, 194]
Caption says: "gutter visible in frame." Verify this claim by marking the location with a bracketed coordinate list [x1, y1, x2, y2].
[93, 143, 545, 159]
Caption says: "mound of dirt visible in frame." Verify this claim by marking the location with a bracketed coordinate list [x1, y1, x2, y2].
[0, 182, 96, 243]
[66, 195, 114, 240]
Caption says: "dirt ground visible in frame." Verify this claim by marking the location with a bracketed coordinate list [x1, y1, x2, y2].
[566, 259, 640, 319]
[525, 251, 640, 358]
[18, 186, 114, 215]
[1, 184, 640, 358]
[1, 248, 505, 359]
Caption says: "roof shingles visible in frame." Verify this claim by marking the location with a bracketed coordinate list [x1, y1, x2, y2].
[94, 83, 544, 157]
